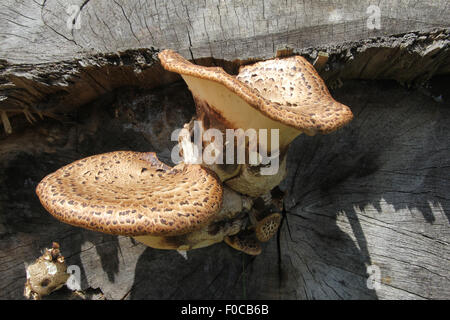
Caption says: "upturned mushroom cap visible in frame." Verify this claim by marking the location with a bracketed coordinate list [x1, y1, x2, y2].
[255, 213, 282, 242]
[224, 232, 262, 255]
[225, 153, 288, 198]
[159, 50, 353, 150]
[36, 151, 223, 236]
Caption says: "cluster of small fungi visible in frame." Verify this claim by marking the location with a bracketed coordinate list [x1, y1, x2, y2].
[35, 50, 353, 258]
[24, 242, 69, 300]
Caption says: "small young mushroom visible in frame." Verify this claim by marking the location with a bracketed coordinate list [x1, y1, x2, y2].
[224, 231, 262, 256]
[24, 242, 69, 300]
[245, 208, 283, 243]
[253, 213, 282, 242]
[36, 151, 223, 237]
[226, 199, 282, 252]
[158, 50, 353, 197]
[36, 151, 260, 254]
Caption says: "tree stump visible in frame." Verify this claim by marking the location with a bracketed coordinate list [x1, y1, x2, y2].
[0, 0, 449, 300]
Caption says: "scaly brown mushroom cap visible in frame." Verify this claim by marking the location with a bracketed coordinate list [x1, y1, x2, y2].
[224, 232, 262, 255]
[36, 151, 223, 236]
[236, 57, 353, 134]
[255, 213, 282, 242]
[160, 50, 353, 197]
[158, 50, 353, 142]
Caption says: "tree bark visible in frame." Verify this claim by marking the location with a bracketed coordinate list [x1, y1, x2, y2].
[0, 0, 449, 300]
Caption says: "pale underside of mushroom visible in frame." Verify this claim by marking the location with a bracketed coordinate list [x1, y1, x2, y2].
[134, 214, 246, 251]
[159, 50, 353, 136]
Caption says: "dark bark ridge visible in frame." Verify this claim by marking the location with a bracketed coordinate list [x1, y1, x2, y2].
[1, 0, 449, 133]
[1, 29, 449, 135]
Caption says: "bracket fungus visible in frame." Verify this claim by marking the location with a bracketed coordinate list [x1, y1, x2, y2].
[36, 151, 223, 237]
[158, 50, 353, 197]
[252, 212, 282, 243]
[35, 50, 353, 257]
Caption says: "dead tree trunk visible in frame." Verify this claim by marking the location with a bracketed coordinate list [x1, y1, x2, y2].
[0, 0, 449, 300]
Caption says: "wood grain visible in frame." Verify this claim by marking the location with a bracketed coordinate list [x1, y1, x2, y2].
[0, 0, 449, 300]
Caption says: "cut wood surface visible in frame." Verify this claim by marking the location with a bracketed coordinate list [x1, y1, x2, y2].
[1, 0, 449, 63]
[0, 0, 449, 300]
[1, 0, 449, 125]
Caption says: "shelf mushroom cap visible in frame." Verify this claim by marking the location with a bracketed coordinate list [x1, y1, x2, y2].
[36, 151, 223, 237]
[224, 232, 262, 255]
[158, 50, 353, 149]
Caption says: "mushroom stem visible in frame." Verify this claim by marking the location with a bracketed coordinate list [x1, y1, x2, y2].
[178, 119, 202, 164]
[133, 214, 248, 251]
[260, 192, 272, 207]
[176, 116, 290, 197]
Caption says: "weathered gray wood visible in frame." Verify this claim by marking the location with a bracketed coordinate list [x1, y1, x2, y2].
[0, 0, 449, 300]
[1, 1, 449, 130]
[1, 0, 449, 64]
[1, 30, 449, 135]
[0, 77, 449, 300]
